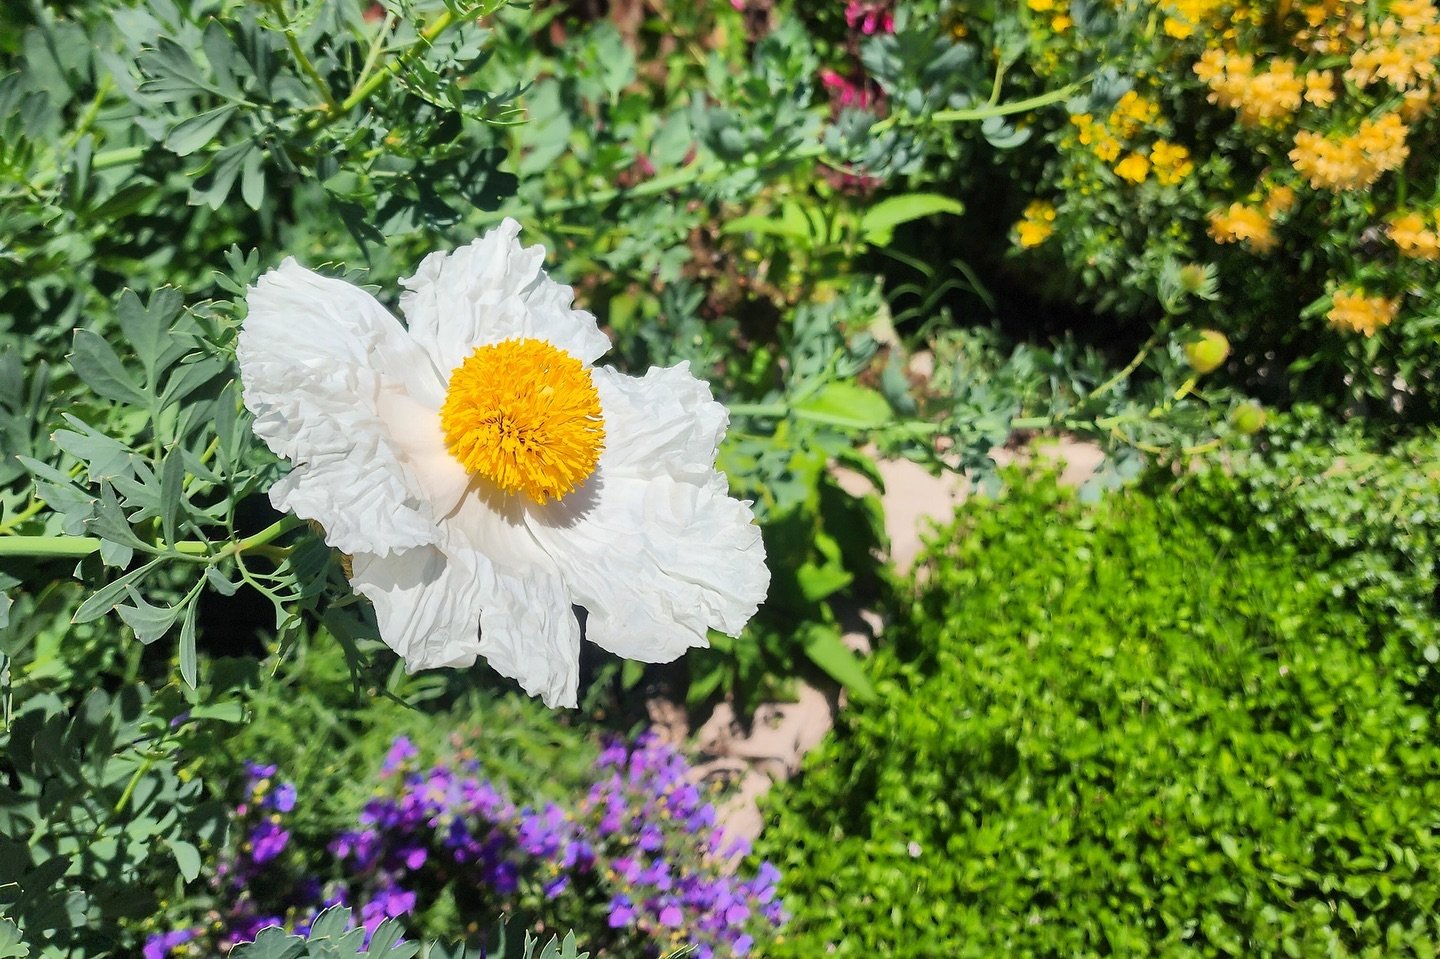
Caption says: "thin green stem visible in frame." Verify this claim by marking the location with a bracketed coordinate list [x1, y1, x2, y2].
[727, 402, 789, 418]
[354, 11, 400, 97]
[270, 1, 339, 111]
[0, 514, 305, 561]
[63, 77, 115, 154]
[871, 81, 1087, 134]
[986, 59, 1008, 107]
[110, 752, 159, 821]
[306, 5, 463, 132]
[0, 535, 103, 558]
[30, 145, 146, 192]
[225, 515, 307, 558]
[0, 499, 46, 534]
[1090, 326, 1166, 402]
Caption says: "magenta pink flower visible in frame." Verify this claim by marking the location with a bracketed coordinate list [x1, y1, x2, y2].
[844, 1, 894, 35]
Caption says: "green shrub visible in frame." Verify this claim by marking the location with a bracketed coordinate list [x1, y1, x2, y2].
[758, 469, 1440, 957]
[1183, 410, 1440, 685]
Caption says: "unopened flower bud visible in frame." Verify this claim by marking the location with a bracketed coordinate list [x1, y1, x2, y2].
[1231, 402, 1267, 434]
[1183, 329, 1230, 374]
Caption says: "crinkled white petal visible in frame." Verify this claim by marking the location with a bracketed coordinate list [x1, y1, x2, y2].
[238, 260, 446, 556]
[398, 218, 611, 377]
[476, 564, 583, 709]
[590, 363, 730, 480]
[349, 543, 582, 708]
[348, 545, 486, 669]
[530, 472, 768, 663]
[524, 362, 768, 663]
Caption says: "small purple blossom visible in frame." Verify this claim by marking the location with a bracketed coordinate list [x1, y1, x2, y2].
[608, 894, 636, 928]
[143, 927, 198, 959]
[248, 819, 290, 865]
[382, 737, 419, 775]
[270, 782, 297, 813]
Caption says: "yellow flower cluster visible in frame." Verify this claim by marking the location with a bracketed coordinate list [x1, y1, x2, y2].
[1346, 0, 1440, 91]
[1151, 141, 1195, 185]
[1025, 0, 1072, 31]
[1110, 91, 1160, 139]
[1207, 202, 1278, 253]
[1066, 95, 1190, 187]
[1291, 0, 1370, 54]
[1071, 114, 1123, 163]
[1387, 210, 1440, 258]
[1161, 0, 1228, 39]
[1015, 200, 1057, 248]
[1114, 153, 1151, 184]
[1263, 185, 1297, 217]
[1193, 50, 1309, 125]
[1288, 112, 1410, 190]
[1326, 287, 1400, 335]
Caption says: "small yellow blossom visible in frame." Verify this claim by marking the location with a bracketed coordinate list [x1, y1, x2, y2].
[1401, 86, 1436, 120]
[1150, 140, 1194, 185]
[1015, 200, 1058, 248]
[1164, 0, 1227, 35]
[1326, 287, 1400, 335]
[1303, 70, 1337, 107]
[1192, 48, 1228, 85]
[1027, 0, 1057, 10]
[1386, 211, 1440, 258]
[1052, 13, 1073, 30]
[1345, 0, 1440, 92]
[1164, 16, 1195, 38]
[1289, 112, 1410, 191]
[1114, 152, 1152, 184]
[1110, 91, 1161, 139]
[1094, 134, 1123, 163]
[1207, 202, 1278, 253]
[1262, 185, 1297, 217]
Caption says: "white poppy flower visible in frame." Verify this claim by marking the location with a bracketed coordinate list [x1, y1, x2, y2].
[236, 219, 769, 707]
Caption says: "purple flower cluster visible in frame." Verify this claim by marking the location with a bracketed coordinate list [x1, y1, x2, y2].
[580, 735, 785, 958]
[143, 735, 785, 958]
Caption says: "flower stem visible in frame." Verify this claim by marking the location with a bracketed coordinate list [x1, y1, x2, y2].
[0, 535, 103, 558]
[306, 3, 476, 132]
[265, 0, 339, 111]
[0, 515, 306, 561]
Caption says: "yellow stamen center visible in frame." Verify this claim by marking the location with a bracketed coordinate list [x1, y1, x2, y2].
[439, 338, 604, 503]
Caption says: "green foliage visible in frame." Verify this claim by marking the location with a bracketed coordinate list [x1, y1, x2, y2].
[759, 468, 1440, 957]
[228, 907, 589, 959]
[0, 686, 227, 957]
[1183, 408, 1440, 681]
[2, 279, 340, 689]
[0, 0, 519, 332]
[215, 633, 600, 839]
[0, 2, 1316, 951]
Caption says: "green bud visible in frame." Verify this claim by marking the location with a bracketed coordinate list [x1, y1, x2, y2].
[1231, 402, 1267, 435]
[1183, 329, 1230, 374]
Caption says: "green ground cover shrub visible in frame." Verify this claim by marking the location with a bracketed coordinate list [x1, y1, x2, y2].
[1184, 409, 1440, 685]
[758, 467, 1440, 957]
